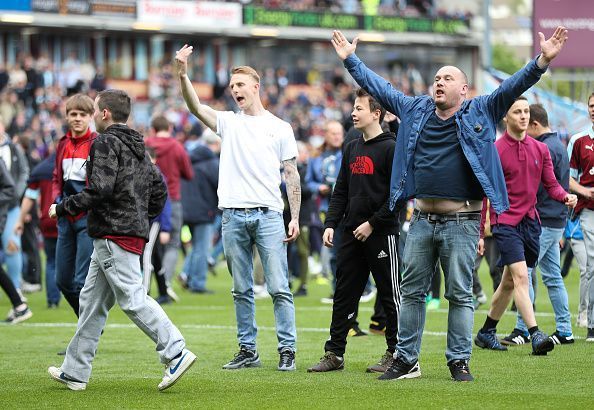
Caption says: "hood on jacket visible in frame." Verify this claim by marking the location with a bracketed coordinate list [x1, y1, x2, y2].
[363, 131, 396, 144]
[189, 144, 215, 163]
[105, 124, 146, 160]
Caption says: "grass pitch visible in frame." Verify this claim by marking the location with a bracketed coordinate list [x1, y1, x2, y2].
[1, 257, 592, 409]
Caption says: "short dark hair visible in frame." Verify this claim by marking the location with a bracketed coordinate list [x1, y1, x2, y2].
[529, 103, 549, 127]
[355, 88, 386, 123]
[151, 115, 170, 132]
[589, 92, 594, 105]
[96, 89, 131, 123]
[506, 95, 528, 114]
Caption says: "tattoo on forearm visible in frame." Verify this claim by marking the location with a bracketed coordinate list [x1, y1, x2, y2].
[283, 158, 301, 221]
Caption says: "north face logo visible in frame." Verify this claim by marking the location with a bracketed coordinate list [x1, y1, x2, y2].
[350, 156, 374, 175]
[377, 250, 388, 259]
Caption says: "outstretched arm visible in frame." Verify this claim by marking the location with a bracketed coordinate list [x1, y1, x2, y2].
[282, 158, 301, 243]
[485, 26, 568, 122]
[175, 44, 218, 131]
[331, 30, 412, 118]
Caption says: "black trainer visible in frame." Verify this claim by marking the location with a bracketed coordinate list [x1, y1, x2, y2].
[549, 331, 575, 345]
[501, 328, 530, 346]
[531, 330, 555, 356]
[222, 347, 262, 369]
[378, 357, 421, 380]
[448, 360, 474, 382]
[587, 328, 594, 342]
[278, 348, 296, 371]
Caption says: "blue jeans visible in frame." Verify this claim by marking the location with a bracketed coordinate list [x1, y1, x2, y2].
[396, 214, 478, 364]
[56, 216, 94, 314]
[210, 213, 224, 262]
[2, 206, 22, 289]
[183, 222, 212, 291]
[44, 237, 60, 305]
[516, 227, 572, 334]
[222, 208, 296, 352]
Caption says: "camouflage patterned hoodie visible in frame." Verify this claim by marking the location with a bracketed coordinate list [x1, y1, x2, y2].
[56, 124, 167, 240]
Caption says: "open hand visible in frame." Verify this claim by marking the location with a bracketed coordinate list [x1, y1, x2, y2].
[174, 44, 193, 76]
[331, 30, 358, 61]
[538, 26, 568, 65]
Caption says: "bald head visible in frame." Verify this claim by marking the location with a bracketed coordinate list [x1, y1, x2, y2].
[433, 65, 469, 114]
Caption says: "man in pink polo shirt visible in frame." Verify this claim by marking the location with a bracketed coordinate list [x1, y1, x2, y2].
[475, 96, 577, 356]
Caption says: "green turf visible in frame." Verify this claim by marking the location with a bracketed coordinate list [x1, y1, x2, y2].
[1, 257, 593, 409]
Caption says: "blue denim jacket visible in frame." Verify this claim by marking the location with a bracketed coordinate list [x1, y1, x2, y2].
[343, 54, 548, 214]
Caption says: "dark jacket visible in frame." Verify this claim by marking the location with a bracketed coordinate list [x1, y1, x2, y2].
[344, 54, 548, 214]
[181, 144, 219, 225]
[56, 124, 167, 240]
[325, 131, 399, 235]
[0, 159, 15, 232]
[535, 131, 569, 228]
[0, 138, 29, 207]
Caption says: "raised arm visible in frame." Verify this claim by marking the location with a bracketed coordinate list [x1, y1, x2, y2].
[331, 31, 413, 119]
[175, 44, 218, 131]
[485, 26, 568, 121]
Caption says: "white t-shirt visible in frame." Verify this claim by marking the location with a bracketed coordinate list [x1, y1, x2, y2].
[216, 110, 298, 212]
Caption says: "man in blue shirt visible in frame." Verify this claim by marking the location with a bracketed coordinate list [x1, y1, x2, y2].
[330, 26, 569, 381]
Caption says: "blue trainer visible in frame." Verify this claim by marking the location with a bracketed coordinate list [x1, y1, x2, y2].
[474, 328, 508, 351]
[531, 330, 554, 356]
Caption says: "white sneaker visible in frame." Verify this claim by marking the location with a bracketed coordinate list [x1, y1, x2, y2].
[253, 285, 270, 299]
[9, 306, 32, 324]
[21, 281, 42, 293]
[166, 287, 180, 302]
[158, 348, 196, 391]
[48, 366, 87, 391]
[577, 311, 588, 328]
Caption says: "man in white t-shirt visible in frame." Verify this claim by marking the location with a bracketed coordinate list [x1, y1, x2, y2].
[175, 44, 301, 370]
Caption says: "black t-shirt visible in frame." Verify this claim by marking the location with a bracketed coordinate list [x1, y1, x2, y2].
[414, 112, 484, 200]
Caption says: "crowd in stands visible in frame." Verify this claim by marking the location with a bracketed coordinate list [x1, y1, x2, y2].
[224, 0, 472, 20]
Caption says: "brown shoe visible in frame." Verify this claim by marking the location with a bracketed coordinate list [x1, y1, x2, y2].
[366, 350, 394, 373]
[307, 351, 344, 372]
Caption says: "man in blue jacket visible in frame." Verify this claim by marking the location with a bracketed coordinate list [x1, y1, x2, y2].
[330, 26, 569, 381]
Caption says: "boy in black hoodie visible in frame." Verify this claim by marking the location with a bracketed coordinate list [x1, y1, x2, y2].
[308, 89, 400, 373]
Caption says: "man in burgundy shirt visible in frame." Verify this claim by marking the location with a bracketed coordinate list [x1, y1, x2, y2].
[475, 96, 577, 356]
[568, 91, 594, 342]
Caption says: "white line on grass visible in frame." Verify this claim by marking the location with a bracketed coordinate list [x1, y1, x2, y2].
[13, 321, 452, 335]
[167, 304, 560, 318]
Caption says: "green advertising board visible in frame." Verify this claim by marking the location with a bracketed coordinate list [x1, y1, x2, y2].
[243, 6, 469, 35]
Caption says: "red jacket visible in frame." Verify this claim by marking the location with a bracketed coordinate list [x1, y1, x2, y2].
[52, 129, 97, 219]
[145, 135, 193, 200]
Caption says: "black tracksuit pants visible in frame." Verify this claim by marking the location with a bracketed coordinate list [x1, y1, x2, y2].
[324, 230, 400, 356]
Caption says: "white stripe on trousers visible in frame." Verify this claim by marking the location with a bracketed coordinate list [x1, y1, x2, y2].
[387, 234, 401, 325]
[143, 221, 161, 292]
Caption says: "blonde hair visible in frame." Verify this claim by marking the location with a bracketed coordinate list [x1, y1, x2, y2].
[231, 66, 260, 84]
